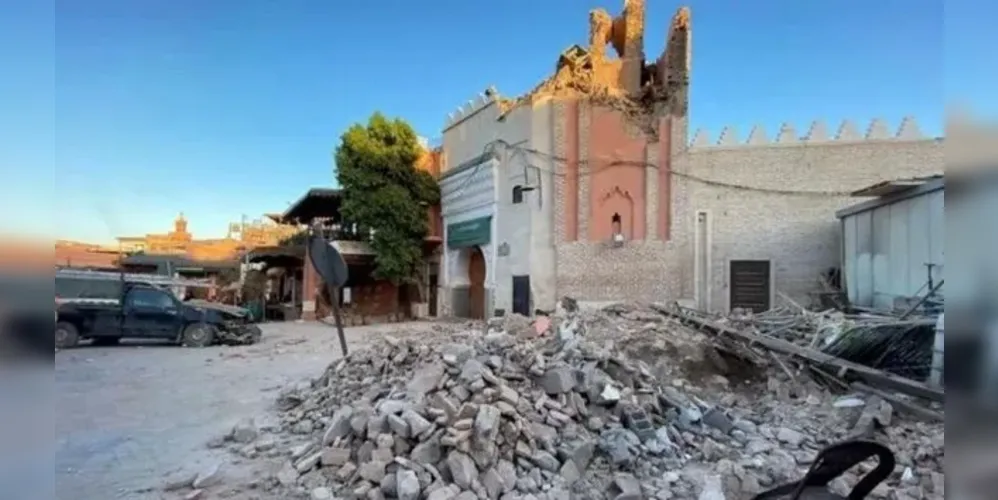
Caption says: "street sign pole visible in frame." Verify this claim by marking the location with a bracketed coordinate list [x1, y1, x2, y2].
[328, 284, 348, 356]
[307, 223, 350, 357]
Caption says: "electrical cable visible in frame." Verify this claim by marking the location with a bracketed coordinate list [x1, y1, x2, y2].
[443, 137, 861, 200]
[492, 139, 856, 197]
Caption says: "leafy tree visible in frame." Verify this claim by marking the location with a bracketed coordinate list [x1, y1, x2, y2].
[334, 113, 440, 289]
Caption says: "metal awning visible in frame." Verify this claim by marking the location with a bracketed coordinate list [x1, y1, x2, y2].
[837, 176, 945, 219]
[246, 245, 305, 267]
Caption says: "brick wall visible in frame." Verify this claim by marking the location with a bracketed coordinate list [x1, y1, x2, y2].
[347, 281, 398, 317]
[555, 110, 944, 311]
[685, 125, 944, 311]
[554, 104, 691, 306]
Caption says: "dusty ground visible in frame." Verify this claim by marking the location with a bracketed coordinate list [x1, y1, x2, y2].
[54, 320, 446, 500]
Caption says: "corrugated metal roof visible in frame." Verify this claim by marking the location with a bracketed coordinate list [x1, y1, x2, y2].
[848, 175, 944, 197]
[837, 176, 945, 219]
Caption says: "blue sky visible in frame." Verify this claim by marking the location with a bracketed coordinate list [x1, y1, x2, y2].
[1, 0, 985, 243]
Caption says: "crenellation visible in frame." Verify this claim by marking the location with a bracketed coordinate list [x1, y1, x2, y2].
[716, 126, 739, 146]
[746, 125, 768, 145]
[689, 117, 930, 148]
[690, 129, 711, 147]
[896, 116, 922, 139]
[835, 120, 862, 141]
[865, 118, 891, 140]
[775, 123, 797, 143]
[804, 120, 829, 142]
[443, 88, 502, 131]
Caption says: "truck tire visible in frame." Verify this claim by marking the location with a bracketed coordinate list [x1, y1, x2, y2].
[181, 323, 216, 348]
[55, 322, 80, 350]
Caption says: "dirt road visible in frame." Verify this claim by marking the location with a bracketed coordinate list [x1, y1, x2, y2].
[54, 321, 441, 500]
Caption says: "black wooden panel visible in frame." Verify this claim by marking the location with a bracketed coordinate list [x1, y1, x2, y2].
[512, 275, 531, 316]
[730, 260, 771, 312]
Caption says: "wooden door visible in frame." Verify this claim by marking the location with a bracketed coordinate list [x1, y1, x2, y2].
[512, 275, 530, 316]
[428, 274, 438, 316]
[468, 248, 486, 319]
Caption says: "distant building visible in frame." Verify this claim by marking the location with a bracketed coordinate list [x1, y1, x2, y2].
[116, 212, 300, 261]
[54, 240, 120, 270]
[117, 213, 193, 255]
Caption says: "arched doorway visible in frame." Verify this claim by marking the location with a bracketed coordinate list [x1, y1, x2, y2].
[467, 247, 486, 319]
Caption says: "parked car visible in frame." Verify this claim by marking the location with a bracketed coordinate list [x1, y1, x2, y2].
[55, 282, 261, 349]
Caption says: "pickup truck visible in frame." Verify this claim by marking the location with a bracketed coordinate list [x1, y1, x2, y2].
[55, 283, 262, 349]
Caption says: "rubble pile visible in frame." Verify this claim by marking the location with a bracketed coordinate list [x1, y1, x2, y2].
[206, 305, 944, 500]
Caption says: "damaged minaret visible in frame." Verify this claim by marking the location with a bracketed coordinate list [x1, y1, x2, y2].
[657, 6, 692, 116]
[588, 0, 646, 95]
[504, 2, 693, 127]
[581, 1, 691, 109]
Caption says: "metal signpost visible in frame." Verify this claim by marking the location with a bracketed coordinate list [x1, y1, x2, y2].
[307, 223, 350, 356]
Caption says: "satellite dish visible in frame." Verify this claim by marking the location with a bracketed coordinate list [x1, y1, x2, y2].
[307, 228, 349, 288]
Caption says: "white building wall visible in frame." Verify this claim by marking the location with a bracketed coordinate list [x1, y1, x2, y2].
[494, 105, 533, 314]
[529, 100, 558, 312]
[440, 91, 560, 316]
[442, 96, 503, 172]
[439, 153, 498, 316]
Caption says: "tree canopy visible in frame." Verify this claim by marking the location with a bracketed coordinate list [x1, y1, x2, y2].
[334, 113, 440, 284]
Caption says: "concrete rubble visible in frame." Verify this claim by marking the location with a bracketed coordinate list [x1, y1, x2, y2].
[195, 303, 944, 500]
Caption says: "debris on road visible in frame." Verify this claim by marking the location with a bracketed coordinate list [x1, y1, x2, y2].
[200, 304, 944, 499]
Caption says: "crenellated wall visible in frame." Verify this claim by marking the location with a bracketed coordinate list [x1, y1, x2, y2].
[683, 117, 943, 311]
[442, 89, 503, 172]
[689, 116, 926, 148]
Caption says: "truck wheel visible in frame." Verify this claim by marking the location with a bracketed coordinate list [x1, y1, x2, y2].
[55, 322, 80, 349]
[181, 323, 216, 348]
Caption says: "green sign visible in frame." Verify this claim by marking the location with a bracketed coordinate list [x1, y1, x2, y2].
[447, 216, 492, 249]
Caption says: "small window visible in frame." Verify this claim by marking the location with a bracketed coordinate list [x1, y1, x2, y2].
[512, 185, 524, 204]
[611, 213, 622, 234]
[127, 288, 175, 309]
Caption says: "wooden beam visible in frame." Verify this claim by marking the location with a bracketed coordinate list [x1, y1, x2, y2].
[852, 382, 944, 423]
[672, 312, 945, 403]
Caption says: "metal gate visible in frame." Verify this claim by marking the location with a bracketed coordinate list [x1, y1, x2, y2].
[729, 260, 771, 312]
